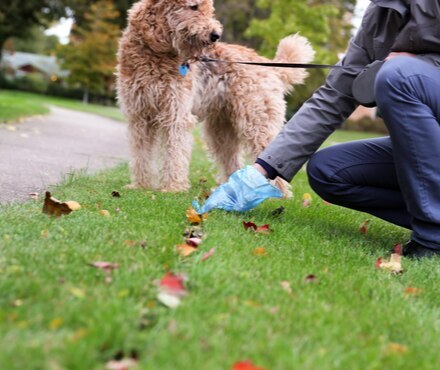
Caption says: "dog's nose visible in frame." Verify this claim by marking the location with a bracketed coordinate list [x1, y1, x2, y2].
[210, 31, 221, 43]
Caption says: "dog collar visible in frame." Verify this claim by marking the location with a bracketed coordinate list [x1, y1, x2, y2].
[179, 63, 190, 77]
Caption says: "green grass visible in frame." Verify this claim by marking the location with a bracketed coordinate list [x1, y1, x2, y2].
[0, 90, 125, 123]
[1, 130, 439, 370]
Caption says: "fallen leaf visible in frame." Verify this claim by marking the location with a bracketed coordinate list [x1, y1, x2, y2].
[271, 206, 285, 216]
[65, 201, 81, 211]
[42, 192, 74, 217]
[99, 210, 110, 216]
[360, 220, 370, 235]
[159, 272, 187, 296]
[201, 248, 216, 261]
[89, 262, 119, 271]
[41, 230, 49, 238]
[302, 193, 312, 207]
[49, 317, 63, 330]
[183, 227, 204, 239]
[111, 191, 121, 198]
[386, 342, 408, 355]
[157, 292, 182, 309]
[243, 221, 257, 231]
[394, 243, 403, 255]
[305, 274, 318, 283]
[176, 244, 198, 257]
[186, 207, 207, 224]
[186, 237, 203, 247]
[252, 247, 268, 256]
[378, 253, 403, 274]
[69, 328, 87, 342]
[70, 287, 85, 299]
[280, 281, 292, 294]
[232, 360, 265, 370]
[243, 221, 272, 234]
[105, 358, 138, 370]
[404, 287, 422, 297]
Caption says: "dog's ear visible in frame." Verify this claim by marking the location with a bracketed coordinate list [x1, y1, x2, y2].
[127, 0, 173, 53]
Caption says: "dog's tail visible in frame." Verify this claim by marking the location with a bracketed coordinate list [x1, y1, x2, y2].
[273, 34, 315, 92]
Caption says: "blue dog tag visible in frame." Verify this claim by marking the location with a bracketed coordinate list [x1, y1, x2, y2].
[179, 64, 190, 77]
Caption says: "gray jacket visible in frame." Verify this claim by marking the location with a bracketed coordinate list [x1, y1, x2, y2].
[258, 0, 440, 181]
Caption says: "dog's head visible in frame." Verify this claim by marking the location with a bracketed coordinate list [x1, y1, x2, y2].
[128, 0, 223, 59]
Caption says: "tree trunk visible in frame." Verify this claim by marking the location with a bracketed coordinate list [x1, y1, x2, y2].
[82, 88, 89, 104]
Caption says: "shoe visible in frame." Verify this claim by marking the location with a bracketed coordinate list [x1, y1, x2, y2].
[397, 240, 440, 259]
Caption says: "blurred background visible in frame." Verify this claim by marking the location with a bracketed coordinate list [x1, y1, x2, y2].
[0, 0, 383, 132]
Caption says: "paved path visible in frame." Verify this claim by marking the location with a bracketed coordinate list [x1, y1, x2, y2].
[0, 106, 129, 204]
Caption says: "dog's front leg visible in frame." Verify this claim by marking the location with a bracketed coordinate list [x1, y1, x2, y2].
[160, 116, 195, 192]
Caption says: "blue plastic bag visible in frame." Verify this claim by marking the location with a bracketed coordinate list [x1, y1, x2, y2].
[193, 166, 282, 214]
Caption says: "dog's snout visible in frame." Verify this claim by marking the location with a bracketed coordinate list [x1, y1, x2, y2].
[210, 31, 221, 43]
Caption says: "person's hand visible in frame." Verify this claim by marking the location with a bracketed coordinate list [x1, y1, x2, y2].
[385, 52, 416, 61]
[192, 165, 283, 214]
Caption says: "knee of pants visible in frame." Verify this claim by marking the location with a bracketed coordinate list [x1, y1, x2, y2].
[307, 149, 342, 202]
[375, 56, 413, 104]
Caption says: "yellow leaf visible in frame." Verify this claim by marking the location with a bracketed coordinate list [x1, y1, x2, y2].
[252, 247, 268, 256]
[65, 201, 81, 211]
[70, 328, 87, 342]
[176, 244, 198, 257]
[49, 317, 63, 330]
[186, 207, 207, 224]
[386, 342, 408, 354]
[41, 230, 49, 238]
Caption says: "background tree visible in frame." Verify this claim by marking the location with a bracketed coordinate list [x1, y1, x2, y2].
[58, 0, 121, 103]
[246, 0, 357, 113]
[0, 0, 66, 53]
[7, 26, 60, 55]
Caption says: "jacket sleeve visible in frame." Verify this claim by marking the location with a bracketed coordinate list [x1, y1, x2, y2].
[257, 5, 378, 182]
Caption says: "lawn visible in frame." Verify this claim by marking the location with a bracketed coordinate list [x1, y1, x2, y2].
[1, 129, 439, 370]
[0, 89, 125, 123]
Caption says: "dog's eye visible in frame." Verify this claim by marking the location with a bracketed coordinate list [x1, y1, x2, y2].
[189, 4, 198, 11]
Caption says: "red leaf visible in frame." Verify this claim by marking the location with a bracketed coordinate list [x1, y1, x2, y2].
[232, 360, 265, 370]
[159, 272, 186, 296]
[305, 274, 318, 283]
[201, 248, 216, 261]
[243, 221, 257, 231]
[360, 220, 370, 235]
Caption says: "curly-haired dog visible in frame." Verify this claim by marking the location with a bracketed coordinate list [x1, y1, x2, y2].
[116, 0, 314, 195]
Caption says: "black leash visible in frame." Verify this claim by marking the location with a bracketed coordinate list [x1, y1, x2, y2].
[198, 56, 364, 70]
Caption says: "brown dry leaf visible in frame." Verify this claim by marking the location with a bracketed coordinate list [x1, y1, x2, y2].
[41, 230, 49, 238]
[360, 220, 370, 235]
[99, 210, 110, 217]
[404, 287, 422, 297]
[42, 192, 75, 217]
[386, 342, 408, 355]
[305, 274, 318, 283]
[252, 247, 268, 256]
[176, 244, 198, 257]
[378, 253, 403, 274]
[111, 191, 121, 198]
[186, 207, 207, 224]
[89, 262, 119, 271]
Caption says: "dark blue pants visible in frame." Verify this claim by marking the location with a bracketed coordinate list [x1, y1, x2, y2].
[307, 56, 440, 250]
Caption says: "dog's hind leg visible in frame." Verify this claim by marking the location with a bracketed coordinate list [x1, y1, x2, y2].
[203, 115, 243, 183]
[235, 104, 293, 198]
